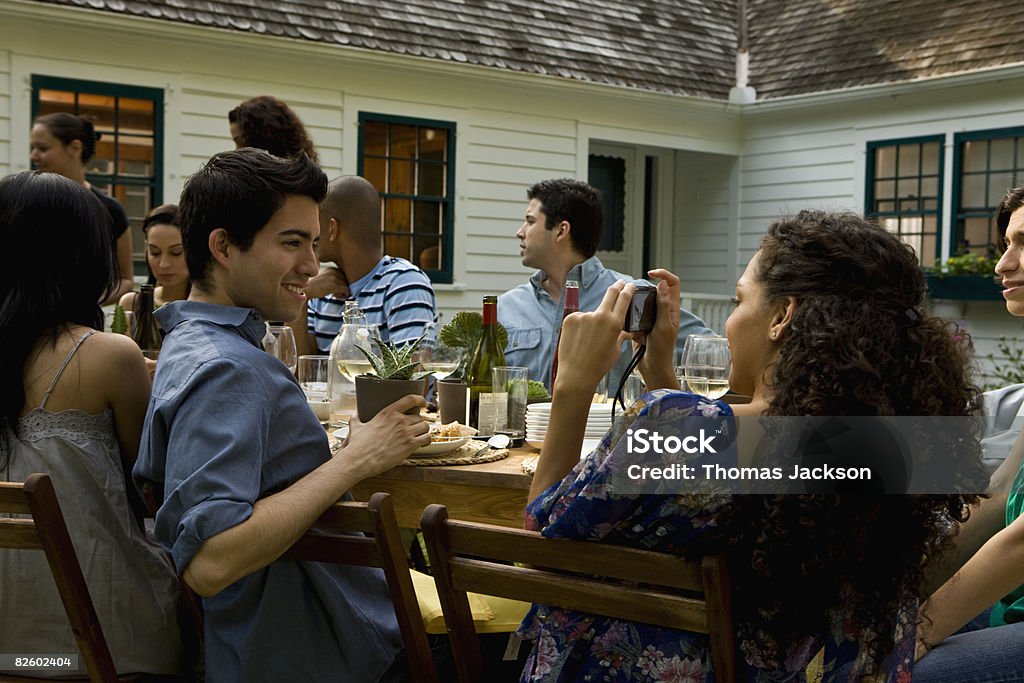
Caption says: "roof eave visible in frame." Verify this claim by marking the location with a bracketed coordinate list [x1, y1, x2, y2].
[746, 61, 1024, 113]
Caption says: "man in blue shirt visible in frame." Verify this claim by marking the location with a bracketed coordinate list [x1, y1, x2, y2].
[499, 178, 714, 392]
[134, 149, 431, 682]
[291, 175, 437, 355]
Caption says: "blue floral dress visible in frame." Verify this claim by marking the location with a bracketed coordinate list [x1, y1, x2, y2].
[518, 390, 915, 683]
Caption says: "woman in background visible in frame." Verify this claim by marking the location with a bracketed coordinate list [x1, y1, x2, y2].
[228, 94, 319, 163]
[30, 112, 134, 304]
[524, 211, 988, 681]
[119, 203, 191, 312]
[0, 171, 181, 677]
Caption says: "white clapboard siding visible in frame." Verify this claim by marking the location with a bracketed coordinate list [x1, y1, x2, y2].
[0, 50, 10, 178]
[673, 150, 736, 295]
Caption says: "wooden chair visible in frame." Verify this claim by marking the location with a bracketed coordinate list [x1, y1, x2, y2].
[282, 492, 439, 683]
[0, 473, 118, 682]
[421, 504, 741, 683]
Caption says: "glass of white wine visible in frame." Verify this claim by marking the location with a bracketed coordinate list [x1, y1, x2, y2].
[683, 335, 730, 400]
[417, 322, 464, 380]
[332, 322, 381, 381]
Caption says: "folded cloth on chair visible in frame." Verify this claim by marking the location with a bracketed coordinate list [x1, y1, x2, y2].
[410, 569, 530, 634]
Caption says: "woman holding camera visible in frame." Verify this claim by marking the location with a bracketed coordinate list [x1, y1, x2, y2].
[522, 210, 987, 682]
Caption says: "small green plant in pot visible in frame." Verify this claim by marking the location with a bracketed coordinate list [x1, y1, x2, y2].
[354, 334, 432, 422]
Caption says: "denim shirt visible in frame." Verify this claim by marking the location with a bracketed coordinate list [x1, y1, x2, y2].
[134, 301, 401, 682]
[497, 256, 714, 392]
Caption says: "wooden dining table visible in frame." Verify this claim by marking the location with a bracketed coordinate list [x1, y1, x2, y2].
[350, 446, 537, 529]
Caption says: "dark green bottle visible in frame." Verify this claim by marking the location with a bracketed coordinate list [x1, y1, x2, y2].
[466, 295, 505, 435]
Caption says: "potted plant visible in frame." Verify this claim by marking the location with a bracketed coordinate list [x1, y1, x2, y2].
[925, 249, 1002, 301]
[435, 312, 510, 424]
[354, 334, 431, 422]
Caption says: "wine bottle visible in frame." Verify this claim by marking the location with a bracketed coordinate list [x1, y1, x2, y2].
[549, 279, 579, 390]
[131, 284, 162, 360]
[466, 295, 506, 435]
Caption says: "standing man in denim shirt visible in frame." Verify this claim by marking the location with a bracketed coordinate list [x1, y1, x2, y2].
[134, 149, 430, 682]
[498, 178, 713, 392]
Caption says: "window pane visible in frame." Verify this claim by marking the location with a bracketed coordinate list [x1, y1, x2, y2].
[364, 157, 386, 192]
[875, 146, 896, 178]
[920, 177, 938, 199]
[414, 234, 440, 270]
[363, 120, 387, 156]
[990, 137, 1015, 171]
[921, 142, 940, 174]
[921, 231, 937, 264]
[384, 233, 411, 261]
[897, 178, 919, 200]
[876, 199, 896, 213]
[87, 139, 116, 175]
[419, 128, 447, 161]
[874, 179, 895, 201]
[962, 174, 987, 208]
[77, 93, 116, 130]
[388, 159, 414, 195]
[897, 144, 920, 177]
[119, 97, 154, 133]
[964, 217, 991, 248]
[384, 198, 411, 234]
[413, 200, 441, 235]
[37, 89, 75, 116]
[118, 135, 153, 176]
[419, 162, 444, 197]
[388, 124, 417, 158]
[990, 175, 1014, 207]
[963, 140, 988, 172]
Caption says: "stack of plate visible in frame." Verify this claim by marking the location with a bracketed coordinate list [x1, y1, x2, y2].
[525, 402, 613, 449]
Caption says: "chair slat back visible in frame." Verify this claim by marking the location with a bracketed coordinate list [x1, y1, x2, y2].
[281, 493, 439, 683]
[0, 474, 119, 682]
[421, 504, 740, 683]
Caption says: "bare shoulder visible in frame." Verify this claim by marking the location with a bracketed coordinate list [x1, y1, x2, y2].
[119, 291, 137, 311]
[79, 331, 147, 374]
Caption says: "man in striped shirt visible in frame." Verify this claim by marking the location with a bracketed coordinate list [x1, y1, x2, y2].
[291, 175, 437, 355]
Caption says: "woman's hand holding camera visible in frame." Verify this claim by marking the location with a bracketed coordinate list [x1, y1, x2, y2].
[552, 280, 635, 398]
[633, 268, 681, 391]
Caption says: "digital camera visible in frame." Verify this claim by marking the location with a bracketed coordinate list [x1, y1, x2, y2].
[623, 285, 657, 333]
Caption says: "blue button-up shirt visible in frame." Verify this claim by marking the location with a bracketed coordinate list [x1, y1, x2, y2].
[498, 256, 714, 392]
[134, 301, 401, 682]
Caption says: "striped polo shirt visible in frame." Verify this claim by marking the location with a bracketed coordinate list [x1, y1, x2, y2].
[307, 256, 437, 352]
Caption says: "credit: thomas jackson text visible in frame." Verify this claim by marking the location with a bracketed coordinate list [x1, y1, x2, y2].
[623, 428, 872, 482]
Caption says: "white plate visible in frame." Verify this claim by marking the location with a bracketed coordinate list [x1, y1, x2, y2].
[333, 427, 350, 440]
[414, 437, 470, 456]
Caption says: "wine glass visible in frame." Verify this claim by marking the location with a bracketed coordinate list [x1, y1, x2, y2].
[264, 324, 297, 375]
[683, 335, 730, 399]
[676, 333, 715, 389]
[417, 322, 464, 380]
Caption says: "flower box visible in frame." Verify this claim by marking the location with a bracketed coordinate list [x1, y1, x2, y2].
[924, 273, 1003, 301]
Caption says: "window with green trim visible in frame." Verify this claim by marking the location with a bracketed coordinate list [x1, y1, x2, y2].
[953, 127, 1024, 257]
[358, 113, 455, 284]
[865, 136, 943, 266]
[31, 76, 164, 275]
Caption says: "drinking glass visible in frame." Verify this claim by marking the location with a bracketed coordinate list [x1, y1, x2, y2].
[264, 324, 297, 374]
[683, 335, 730, 399]
[298, 355, 331, 421]
[676, 333, 715, 390]
[492, 366, 529, 445]
[622, 372, 646, 405]
[417, 322, 464, 380]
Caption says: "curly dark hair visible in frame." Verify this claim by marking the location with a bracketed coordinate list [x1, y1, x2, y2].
[228, 95, 319, 164]
[715, 211, 987, 672]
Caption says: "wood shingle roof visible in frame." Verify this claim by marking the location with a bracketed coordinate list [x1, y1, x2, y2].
[27, 0, 1024, 100]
